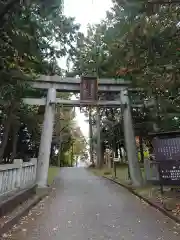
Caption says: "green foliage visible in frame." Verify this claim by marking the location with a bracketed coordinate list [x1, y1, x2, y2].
[0, 0, 80, 161]
[70, 0, 180, 151]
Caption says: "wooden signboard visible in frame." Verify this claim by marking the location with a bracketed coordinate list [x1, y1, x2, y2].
[80, 76, 98, 102]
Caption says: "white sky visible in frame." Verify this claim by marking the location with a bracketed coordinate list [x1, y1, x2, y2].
[63, 0, 112, 138]
[64, 0, 112, 33]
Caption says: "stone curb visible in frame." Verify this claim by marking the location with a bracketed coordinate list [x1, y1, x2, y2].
[103, 176, 180, 224]
[0, 185, 37, 218]
[0, 192, 48, 236]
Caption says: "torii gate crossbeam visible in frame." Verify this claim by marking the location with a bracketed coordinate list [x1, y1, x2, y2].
[23, 98, 144, 108]
[24, 76, 142, 188]
[27, 75, 131, 92]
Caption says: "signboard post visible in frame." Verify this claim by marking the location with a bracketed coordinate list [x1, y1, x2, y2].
[113, 158, 120, 178]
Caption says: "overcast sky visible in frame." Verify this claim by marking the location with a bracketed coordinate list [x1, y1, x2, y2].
[62, 0, 112, 138]
[64, 0, 112, 33]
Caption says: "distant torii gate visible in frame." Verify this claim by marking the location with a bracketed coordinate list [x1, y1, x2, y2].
[23, 75, 142, 187]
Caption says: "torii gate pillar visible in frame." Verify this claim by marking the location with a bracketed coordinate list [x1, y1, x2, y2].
[36, 87, 56, 188]
[120, 89, 143, 186]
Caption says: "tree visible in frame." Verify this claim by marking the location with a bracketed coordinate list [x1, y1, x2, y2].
[69, 0, 180, 185]
[0, 0, 80, 162]
[72, 127, 87, 157]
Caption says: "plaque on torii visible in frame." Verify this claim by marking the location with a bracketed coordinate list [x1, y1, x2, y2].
[80, 76, 98, 105]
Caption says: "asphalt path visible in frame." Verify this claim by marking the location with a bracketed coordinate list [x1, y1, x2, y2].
[3, 167, 180, 240]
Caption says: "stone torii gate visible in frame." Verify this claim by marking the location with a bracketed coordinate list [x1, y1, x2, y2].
[23, 75, 142, 188]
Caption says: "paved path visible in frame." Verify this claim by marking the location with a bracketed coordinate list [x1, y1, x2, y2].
[3, 168, 180, 239]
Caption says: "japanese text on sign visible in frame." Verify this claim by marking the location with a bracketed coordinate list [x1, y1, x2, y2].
[159, 161, 180, 185]
[80, 76, 98, 101]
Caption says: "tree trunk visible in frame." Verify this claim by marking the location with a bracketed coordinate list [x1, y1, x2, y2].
[10, 125, 19, 163]
[115, 142, 118, 158]
[101, 143, 105, 165]
[3, 137, 12, 163]
[58, 142, 62, 167]
[119, 147, 123, 161]
[96, 107, 102, 168]
[139, 135, 144, 163]
[89, 108, 94, 165]
[0, 115, 13, 161]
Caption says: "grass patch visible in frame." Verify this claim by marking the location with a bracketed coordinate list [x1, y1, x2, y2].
[48, 166, 60, 185]
[115, 166, 129, 181]
[91, 165, 129, 182]
[91, 167, 112, 177]
[91, 165, 145, 185]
